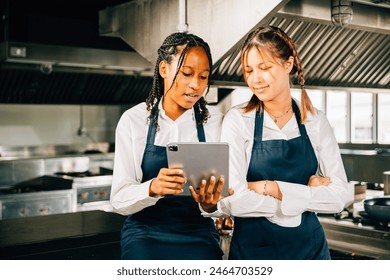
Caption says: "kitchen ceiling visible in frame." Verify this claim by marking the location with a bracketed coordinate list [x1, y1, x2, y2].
[213, 15, 390, 89]
[0, 0, 389, 106]
[213, 0, 390, 91]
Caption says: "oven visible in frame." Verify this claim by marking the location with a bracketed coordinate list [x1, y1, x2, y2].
[0, 189, 73, 220]
[70, 173, 113, 213]
[0, 167, 114, 220]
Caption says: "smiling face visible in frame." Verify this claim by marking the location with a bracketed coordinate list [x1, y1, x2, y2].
[159, 46, 210, 120]
[243, 46, 293, 104]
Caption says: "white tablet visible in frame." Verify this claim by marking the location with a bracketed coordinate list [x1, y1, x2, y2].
[166, 142, 229, 196]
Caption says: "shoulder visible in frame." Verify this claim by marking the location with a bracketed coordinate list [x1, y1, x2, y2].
[224, 102, 255, 120]
[206, 105, 223, 118]
[203, 105, 224, 126]
[118, 102, 148, 127]
[123, 102, 147, 117]
[305, 105, 327, 124]
[222, 102, 256, 134]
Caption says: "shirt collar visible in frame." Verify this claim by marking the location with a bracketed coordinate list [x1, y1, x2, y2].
[158, 98, 195, 122]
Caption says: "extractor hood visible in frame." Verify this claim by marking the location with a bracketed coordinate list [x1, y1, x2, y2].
[0, 40, 153, 75]
[0, 0, 153, 75]
[0, 0, 154, 105]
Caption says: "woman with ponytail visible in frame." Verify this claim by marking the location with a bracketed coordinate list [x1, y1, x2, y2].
[219, 26, 349, 259]
[111, 32, 225, 260]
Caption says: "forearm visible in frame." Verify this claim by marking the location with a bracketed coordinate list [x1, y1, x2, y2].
[248, 180, 283, 200]
[110, 179, 161, 215]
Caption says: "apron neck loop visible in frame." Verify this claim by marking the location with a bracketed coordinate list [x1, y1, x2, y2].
[147, 107, 206, 144]
[254, 99, 308, 138]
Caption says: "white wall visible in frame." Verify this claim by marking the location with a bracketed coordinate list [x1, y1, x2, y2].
[0, 88, 253, 147]
[0, 104, 124, 146]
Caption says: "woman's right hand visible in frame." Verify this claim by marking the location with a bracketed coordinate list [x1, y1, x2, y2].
[149, 166, 187, 196]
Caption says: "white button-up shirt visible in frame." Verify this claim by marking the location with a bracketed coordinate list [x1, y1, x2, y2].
[218, 100, 349, 227]
[110, 101, 223, 216]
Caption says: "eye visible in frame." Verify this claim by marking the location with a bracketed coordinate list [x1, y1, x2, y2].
[182, 72, 192, 77]
[260, 66, 271, 71]
[200, 75, 208, 80]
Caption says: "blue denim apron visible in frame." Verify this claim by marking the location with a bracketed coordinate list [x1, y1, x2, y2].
[121, 109, 223, 260]
[229, 100, 330, 260]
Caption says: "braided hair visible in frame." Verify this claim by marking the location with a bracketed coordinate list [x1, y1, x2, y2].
[241, 25, 314, 123]
[146, 32, 212, 130]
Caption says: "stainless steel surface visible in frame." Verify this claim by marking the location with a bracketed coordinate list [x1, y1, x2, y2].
[0, 41, 152, 74]
[340, 149, 378, 155]
[70, 174, 112, 211]
[319, 190, 390, 259]
[384, 171, 390, 195]
[0, 149, 114, 219]
[341, 152, 390, 184]
[1, 0, 388, 106]
[213, 6, 390, 90]
[0, 142, 111, 160]
[99, 0, 287, 64]
[319, 216, 390, 259]
[0, 0, 153, 105]
[0, 190, 73, 220]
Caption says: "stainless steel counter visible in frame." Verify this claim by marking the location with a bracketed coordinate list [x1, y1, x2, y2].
[319, 190, 390, 260]
[319, 216, 390, 259]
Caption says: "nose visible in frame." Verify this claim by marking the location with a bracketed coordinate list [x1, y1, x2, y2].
[189, 77, 201, 90]
[252, 69, 264, 84]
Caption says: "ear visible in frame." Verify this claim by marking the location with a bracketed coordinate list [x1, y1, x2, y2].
[285, 56, 294, 73]
[159, 60, 168, 78]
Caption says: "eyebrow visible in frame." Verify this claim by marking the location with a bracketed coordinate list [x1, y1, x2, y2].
[181, 65, 210, 72]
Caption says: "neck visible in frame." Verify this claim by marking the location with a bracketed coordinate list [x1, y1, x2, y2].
[263, 99, 292, 116]
[162, 97, 188, 121]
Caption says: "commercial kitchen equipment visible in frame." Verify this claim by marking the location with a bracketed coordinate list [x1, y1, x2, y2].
[318, 190, 390, 260]
[0, 151, 114, 220]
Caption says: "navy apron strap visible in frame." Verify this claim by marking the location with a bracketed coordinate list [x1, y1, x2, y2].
[194, 107, 206, 142]
[253, 109, 264, 141]
[146, 113, 158, 145]
[292, 99, 309, 137]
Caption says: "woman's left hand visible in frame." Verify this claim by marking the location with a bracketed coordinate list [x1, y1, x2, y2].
[190, 176, 225, 213]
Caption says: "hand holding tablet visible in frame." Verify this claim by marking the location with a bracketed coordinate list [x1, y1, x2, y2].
[166, 142, 229, 197]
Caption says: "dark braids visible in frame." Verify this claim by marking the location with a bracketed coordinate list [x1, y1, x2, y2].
[146, 32, 213, 130]
[241, 25, 314, 123]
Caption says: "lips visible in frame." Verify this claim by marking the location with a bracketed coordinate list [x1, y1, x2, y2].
[253, 85, 269, 93]
[184, 93, 199, 102]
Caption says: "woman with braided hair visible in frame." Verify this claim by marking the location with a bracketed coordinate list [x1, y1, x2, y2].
[111, 32, 225, 259]
[218, 26, 349, 259]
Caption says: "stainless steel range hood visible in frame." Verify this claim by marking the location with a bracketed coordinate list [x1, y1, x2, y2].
[0, 41, 153, 75]
[0, 40, 154, 105]
[0, 0, 155, 105]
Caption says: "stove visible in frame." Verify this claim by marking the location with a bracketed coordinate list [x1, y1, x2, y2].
[50, 168, 113, 213]
[318, 190, 390, 260]
[0, 168, 113, 220]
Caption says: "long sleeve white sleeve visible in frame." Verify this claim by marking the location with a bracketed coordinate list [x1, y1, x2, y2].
[278, 110, 349, 216]
[220, 106, 277, 217]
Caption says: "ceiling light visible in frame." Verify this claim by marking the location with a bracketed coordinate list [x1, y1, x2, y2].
[331, 0, 353, 28]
